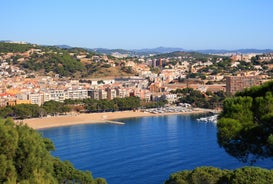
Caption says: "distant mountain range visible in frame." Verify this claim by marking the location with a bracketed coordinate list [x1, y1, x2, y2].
[53, 44, 273, 55]
[90, 47, 273, 56]
[132, 47, 186, 54]
[2, 41, 273, 56]
[196, 49, 273, 55]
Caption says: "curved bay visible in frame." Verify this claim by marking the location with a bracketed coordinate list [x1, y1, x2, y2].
[40, 114, 273, 184]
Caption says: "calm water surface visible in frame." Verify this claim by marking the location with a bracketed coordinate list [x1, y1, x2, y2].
[40, 114, 273, 184]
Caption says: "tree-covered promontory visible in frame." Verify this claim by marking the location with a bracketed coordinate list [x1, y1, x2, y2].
[0, 118, 106, 184]
[217, 80, 273, 163]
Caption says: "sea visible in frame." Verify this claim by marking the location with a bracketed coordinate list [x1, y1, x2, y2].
[40, 114, 273, 184]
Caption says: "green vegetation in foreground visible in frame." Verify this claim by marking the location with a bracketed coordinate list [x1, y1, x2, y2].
[0, 118, 106, 184]
[166, 81, 273, 184]
[217, 80, 273, 163]
[165, 166, 273, 184]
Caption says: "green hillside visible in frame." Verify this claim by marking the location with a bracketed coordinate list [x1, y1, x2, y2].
[0, 42, 135, 78]
[0, 42, 36, 53]
[153, 51, 212, 59]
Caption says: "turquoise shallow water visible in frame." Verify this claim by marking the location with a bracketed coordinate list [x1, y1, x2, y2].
[40, 114, 273, 184]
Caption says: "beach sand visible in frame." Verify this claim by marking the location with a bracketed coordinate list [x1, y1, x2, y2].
[22, 108, 211, 129]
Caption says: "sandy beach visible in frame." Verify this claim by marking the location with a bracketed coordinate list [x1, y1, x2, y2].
[22, 108, 212, 129]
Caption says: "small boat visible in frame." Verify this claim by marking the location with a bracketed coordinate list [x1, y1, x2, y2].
[197, 115, 218, 123]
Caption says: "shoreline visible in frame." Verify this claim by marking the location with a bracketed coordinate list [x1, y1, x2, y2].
[21, 108, 213, 130]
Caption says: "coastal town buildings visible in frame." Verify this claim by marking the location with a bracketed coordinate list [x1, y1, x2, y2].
[258, 53, 273, 62]
[230, 54, 257, 62]
[226, 75, 261, 94]
[0, 45, 271, 108]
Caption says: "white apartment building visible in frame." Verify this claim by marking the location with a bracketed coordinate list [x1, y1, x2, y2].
[28, 93, 44, 106]
[66, 89, 88, 100]
[49, 90, 66, 102]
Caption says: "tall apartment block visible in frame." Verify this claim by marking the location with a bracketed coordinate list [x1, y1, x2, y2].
[226, 76, 261, 95]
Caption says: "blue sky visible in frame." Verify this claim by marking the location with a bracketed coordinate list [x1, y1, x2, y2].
[1, 0, 273, 49]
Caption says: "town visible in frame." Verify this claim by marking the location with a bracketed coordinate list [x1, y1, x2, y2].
[0, 42, 272, 113]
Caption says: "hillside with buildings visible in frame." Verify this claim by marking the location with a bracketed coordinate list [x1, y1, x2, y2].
[1, 41, 273, 112]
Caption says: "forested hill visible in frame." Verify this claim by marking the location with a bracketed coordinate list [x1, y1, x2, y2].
[0, 42, 136, 78]
[152, 51, 212, 59]
[0, 118, 107, 183]
[0, 42, 229, 79]
[0, 42, 37, 53]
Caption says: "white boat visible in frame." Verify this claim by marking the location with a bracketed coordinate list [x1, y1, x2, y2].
[197, 115, 218, 123]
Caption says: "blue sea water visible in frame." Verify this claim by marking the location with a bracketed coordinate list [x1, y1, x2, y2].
[40, 114, 273, 184]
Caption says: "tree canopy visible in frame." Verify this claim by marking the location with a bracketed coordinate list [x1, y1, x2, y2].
[21, 53, 85, 78]
[0, 42, 35, 53]
[0, 97, 142, 120]
[217, 80, 273, 163]
[165, 166, 273, 184]
[171, 88, 226, 109]
[0, 118, 107, 183]
[84, 96, 140, 112]
[0, 101, 71, 119]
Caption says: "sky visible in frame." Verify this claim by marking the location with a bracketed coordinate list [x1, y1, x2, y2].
[1, 0, 273, 50]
